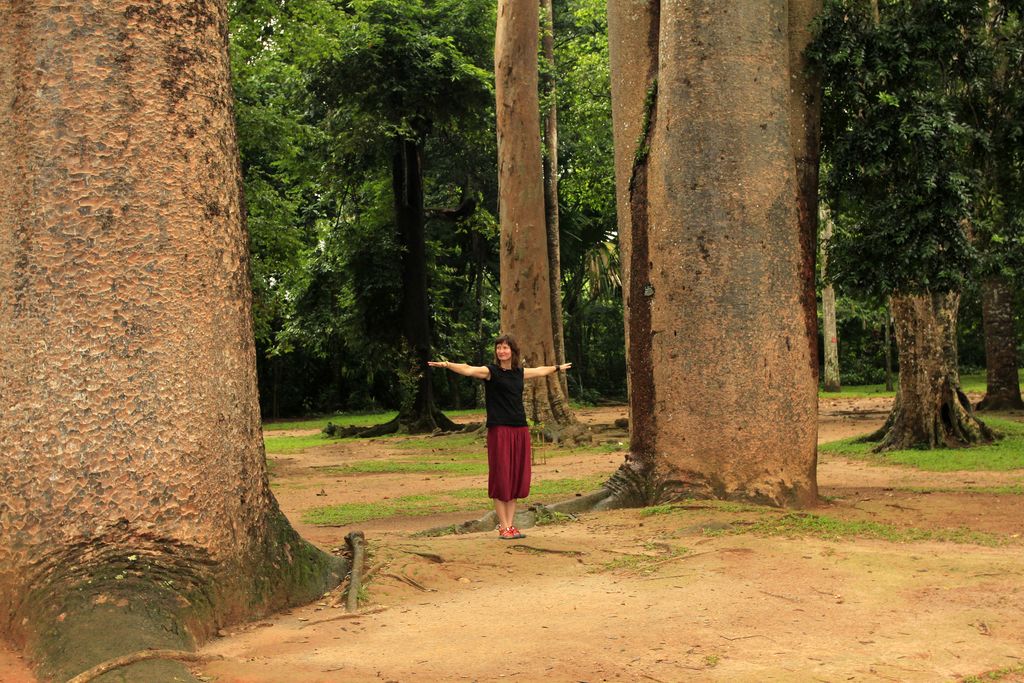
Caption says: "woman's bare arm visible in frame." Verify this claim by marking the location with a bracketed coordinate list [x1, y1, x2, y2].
[523, 362, 572, 380]
[428, 360, 491, 380]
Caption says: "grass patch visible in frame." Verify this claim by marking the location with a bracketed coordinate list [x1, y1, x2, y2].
[568, 441, 629, 454]
[960, 662, 1024, 683]
[303, 474, 611, 526]
[640, 500, 764, 516]
[593, 544, 689, 574]
[818, 372, 1019, 399]
[899, 483, 1024, 496]
[263, 408, 484, 433]
[320, 459, 488, 476]
[264, 411, 398, 432]
[393, 433, 481, 450]
[302, 494, 481, 526]
[264, 434, 334, 454]
[729, 512, 1007, 546]
[820, 417, 1024, 472]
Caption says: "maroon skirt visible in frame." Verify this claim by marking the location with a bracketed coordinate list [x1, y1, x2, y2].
[486, 425, 531, 502]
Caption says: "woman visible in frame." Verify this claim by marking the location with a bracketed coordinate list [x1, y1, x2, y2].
[429, 334, 571, 540]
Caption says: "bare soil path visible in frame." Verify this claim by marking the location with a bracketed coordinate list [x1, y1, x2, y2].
[2, 398, 1022, 682]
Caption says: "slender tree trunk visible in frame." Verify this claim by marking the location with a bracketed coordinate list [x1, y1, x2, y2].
[869, 292, 995, 451]
[820, 209, 841, 392]
[495, 0, 577, 434]
[608, 0, 818, 507]
[884, 301, 894, 391]
[540, 0, 569, 400]
[0, 3, 343, 679]
[977, 275, 1024, 410]
[385, 138, 457, 435]
[473, 231, 487, 408]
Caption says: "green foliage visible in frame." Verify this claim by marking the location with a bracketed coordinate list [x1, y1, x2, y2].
[809, 0, 986, 299]
[821, 416, 1024, 471]
[553, 0, 626, 401]
[309, 0, 494, 148]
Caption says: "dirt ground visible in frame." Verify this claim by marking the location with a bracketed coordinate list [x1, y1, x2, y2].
[2, 396, 1023, 682]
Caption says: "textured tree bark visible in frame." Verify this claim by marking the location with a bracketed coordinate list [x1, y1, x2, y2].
[869, 292, 995, 451]
[977, 275, 1024, 410]
[789, 0, 823, 395]
[884, 300, 895, 390]
[609, 0, 819, 507]
[495, 0, 578, 435]
[820, 210, 841, 392]
[0, 2, 344, 680]
[608, 0, 660, 493]
[540, 0, 569, 400]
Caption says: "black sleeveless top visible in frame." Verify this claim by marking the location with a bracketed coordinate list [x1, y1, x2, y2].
[484, 364, 528, 427]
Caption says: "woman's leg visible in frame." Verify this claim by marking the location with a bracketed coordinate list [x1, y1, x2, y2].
[493, 498, 510, 530]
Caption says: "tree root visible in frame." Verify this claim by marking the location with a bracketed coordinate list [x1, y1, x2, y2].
[66, 649, 223, 683]
[344, 531, 366, 612]
[299, 605, 388, 628]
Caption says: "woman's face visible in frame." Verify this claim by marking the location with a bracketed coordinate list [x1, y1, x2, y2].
[495, 342, 512, 362]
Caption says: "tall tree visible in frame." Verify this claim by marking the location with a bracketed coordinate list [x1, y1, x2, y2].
[820, 207, 842, 392]
[540, 0, 570, 399]
[966, 2, 1024, 411]
[811, 0, 996, 450]
[310, 0, 494, 434]
[495, 0, 578, 435]
[0, 2, 342, 679]
[607, 0, 819, 506]
[978, 276, 1023, 409]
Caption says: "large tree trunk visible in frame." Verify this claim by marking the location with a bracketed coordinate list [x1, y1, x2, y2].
[0, 3, 344, 680]
[869, 292, 995, 451]
[608, 0, 660, 489]
[608, 0, 818, 507]
[540, 0, 569, 400]
[495, 0, 577, 434]
[790, 0, 823, 395]
[977, 275, 1024, 410]
[384, 138, 458, 436]
[820, 209, 841, 392]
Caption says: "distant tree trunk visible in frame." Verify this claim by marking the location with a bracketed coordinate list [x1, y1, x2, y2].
[790, 0, 823, 395]
[473, 231, 487, 408]
[977, 275, 1024, 410]
[884, 301, 894, 391]
[495, 0, 578, 435]
[608, 0, 818, 507]
[820, 210, 841, 392]
[0, 2, 343, 680]
[540, 0, 569, 400]
[868, 292, 995, 451]
[374, 138, 457, 435]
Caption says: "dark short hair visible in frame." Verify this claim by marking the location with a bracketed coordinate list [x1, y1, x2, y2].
[493, 334, 521, 369]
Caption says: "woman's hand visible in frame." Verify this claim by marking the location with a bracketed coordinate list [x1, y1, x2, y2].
[427, 360, 450, 369]
[558, 362, 572, 371]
